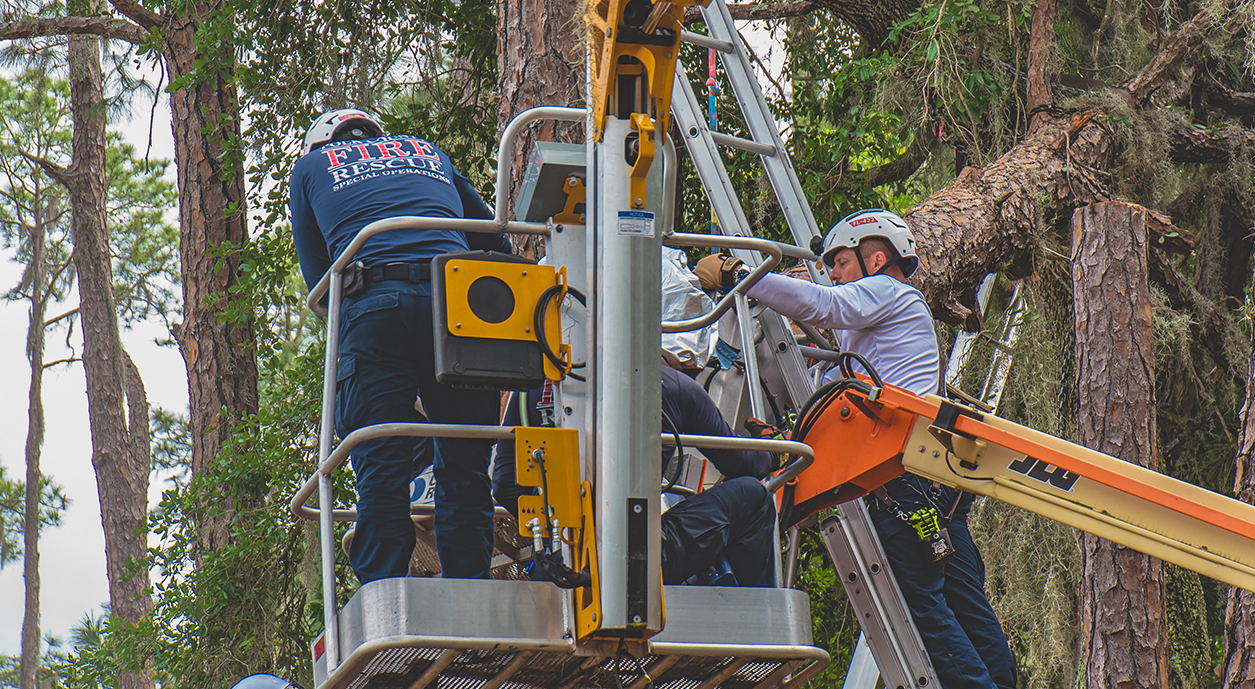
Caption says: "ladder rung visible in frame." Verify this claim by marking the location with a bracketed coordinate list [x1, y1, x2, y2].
[680, 30, 735, 53]
[711, 131, 777, 157]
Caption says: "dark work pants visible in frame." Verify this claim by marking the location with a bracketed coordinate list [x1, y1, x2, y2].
[868, 488, 1016, 689]
[660, 476, 776, 587]
[335, 280, 498, 583]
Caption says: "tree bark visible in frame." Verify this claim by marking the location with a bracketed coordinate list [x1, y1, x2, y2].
[162, 9, 258, 550]
[1072, 201, 1168, 689]
[1026, 0, 1057, 132]
[4, 0, 262, 555]
[902, 4, 1242, 330]
[0, 16, 146, 42]
[808, 0, 920, 46]
[907, 112, 1115, 330]
[63, 12, 153, 688]
[496, 0, 583, 259]
[19, 177, 50, 689]
[1221, 213, 1255, 689]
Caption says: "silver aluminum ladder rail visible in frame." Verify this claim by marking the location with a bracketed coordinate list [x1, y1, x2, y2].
[674, 3, 938, 688]
[944, 275, 1027, 413]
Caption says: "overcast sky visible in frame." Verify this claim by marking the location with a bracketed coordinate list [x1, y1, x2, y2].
[0, 81, 185, 657]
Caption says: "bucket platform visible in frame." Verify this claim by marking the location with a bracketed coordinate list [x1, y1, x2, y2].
[312, 579, 828, 689]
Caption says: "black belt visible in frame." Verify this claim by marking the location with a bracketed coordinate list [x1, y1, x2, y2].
[362, 261, 431, 283]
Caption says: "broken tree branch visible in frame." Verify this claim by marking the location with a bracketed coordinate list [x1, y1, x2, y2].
[1123, 6, 1227, 105]
[1169, 123, 1255, 165]
[19, 151, 70, 188]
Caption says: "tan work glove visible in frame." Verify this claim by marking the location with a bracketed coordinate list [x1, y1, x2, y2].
[694, 253, 745, 291]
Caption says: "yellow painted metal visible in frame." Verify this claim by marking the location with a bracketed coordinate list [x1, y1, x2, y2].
[513, 427, 614, 640]
[443, 259, 558, 341]
[554, 175, 586, 225]
[628, 113, 656, 208]
[586, 0, 709, 143]
[540, 266, 572, 381]
[516, 427, 582, 537]
[575, 481, 605, 639]
[900, 394, 1255, 592]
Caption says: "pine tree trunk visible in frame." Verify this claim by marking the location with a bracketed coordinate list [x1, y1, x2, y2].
[163, 11, 258, 551]
[496, 0, 583, 259]
[1072, 201, 1168, 688]
[64, 11, 153, 688]
[1220, 213, 1255, 688]
[19, 179, 49, 689]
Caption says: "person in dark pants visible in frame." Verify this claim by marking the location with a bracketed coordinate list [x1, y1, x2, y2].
[867, 476, 1017, 688]
[289, 109, 511, 583]
[699, 208, 1016, 688]
[493, 366, 781, 587]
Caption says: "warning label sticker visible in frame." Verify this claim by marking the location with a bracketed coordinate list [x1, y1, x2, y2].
[617, 210, 655, 238]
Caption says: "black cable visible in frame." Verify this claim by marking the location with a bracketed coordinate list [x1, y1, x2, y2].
[760, 375, 783, 423]
[536, 448, 554, 548]
[534, 284, 588, 381]
[528, 448, 593, 589]
[837, 351, 883, 387]
[613, 635, 653, 689]
[701, 358, 721, 393]
[660, 407, 684, 493]
[943, 448, 993, 482]
[782, 375, 880, 470]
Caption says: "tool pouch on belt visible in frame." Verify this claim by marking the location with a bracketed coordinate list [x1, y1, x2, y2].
[342, 261, 367, 299]
[873, 486, 957, 567]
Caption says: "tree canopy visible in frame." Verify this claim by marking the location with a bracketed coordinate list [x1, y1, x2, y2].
[0, 0, 1251, 686]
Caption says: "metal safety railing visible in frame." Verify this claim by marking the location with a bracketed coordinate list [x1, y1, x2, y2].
[296, 106, 820, 673]
[660, 232, 815, 333]
[293, 429, 812, 522]
[303, 106, 583, 669]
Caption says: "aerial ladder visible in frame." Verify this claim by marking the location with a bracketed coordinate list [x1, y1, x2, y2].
[287, 1, 1255, 688]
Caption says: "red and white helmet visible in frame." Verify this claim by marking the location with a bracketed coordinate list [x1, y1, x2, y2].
[819, 208, 919, 277]
[302, 109, 385, 155]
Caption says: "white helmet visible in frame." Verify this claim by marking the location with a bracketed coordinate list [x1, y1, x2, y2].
[818, 208, 918, 278]
[303, 109, 385, 155]
[231, 674, 302, 689]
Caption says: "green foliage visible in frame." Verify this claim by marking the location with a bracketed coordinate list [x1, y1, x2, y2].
[0, 70, 180, 331]
[0, 465, 70, 570]
[1164, 564, 1215, 689]
[382, 0, 501, 192]
[886, 0, 1031, 162]
[790, 521, 862, 686]
[0, 70, 75, 307]
[104, 134, 181, 329]
[76, 338, 354, 688]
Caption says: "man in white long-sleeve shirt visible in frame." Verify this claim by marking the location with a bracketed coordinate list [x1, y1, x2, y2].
[697, 209, 1016, 689]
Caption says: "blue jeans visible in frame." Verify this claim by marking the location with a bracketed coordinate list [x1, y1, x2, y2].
[660, 476, 777, 587]
[335, 280, 498, 582]
[868, 478, 1016, 689]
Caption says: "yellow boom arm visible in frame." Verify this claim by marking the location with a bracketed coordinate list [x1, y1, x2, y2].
[791, 381, 1255, 591]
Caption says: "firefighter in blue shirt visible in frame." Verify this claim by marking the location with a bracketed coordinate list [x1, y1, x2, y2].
[698, 209, 1016, 689]
[289, 109, 511, 583]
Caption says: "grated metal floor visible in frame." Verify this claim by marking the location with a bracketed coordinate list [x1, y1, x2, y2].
[342, 647, 818, 689]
